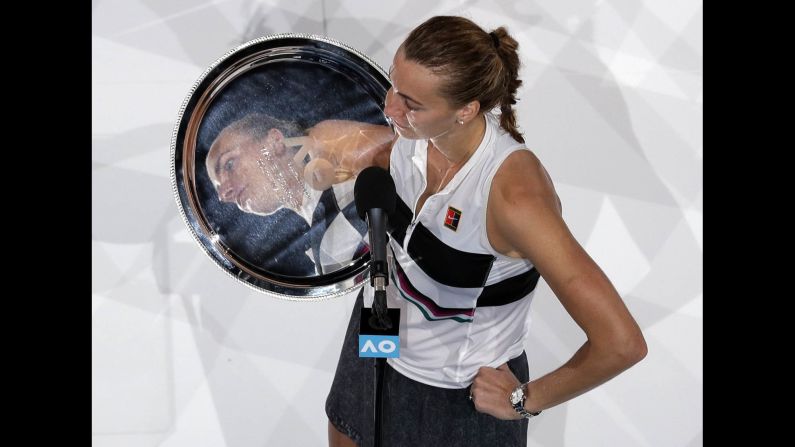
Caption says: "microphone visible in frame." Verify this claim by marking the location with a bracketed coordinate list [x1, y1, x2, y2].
[354, 166, 397, 330]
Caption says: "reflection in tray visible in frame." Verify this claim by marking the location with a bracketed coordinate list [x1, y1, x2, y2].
[171, 34, 393, 299]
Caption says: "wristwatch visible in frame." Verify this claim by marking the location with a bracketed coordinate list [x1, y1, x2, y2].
[509, 383, 542, 419]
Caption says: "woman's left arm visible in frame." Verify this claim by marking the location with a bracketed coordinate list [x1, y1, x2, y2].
[470, 150, 647, 420]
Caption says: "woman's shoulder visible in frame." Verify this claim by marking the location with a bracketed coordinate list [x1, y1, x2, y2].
[494, 148, 542, 183]
[492, 148, 561, 213]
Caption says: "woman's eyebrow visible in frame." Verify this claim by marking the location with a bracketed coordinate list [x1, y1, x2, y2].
[388, 65, 423, 106]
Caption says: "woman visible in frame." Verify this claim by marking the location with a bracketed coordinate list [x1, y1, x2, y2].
[325, 16, 647, 446]
[205, 113, 392, 275]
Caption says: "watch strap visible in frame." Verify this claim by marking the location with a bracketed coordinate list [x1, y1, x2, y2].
[511, 383, 542, 419]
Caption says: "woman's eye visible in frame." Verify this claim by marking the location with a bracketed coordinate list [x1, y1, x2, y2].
[224, 158, 235, 171]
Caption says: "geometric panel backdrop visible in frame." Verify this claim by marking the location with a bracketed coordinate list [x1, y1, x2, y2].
[92, 1, 702, 445]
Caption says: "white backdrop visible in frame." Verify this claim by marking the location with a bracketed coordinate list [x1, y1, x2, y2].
[92, 1, 702, 446]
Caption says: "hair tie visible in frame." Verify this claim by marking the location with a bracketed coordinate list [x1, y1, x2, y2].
[489, 31, 500, 49]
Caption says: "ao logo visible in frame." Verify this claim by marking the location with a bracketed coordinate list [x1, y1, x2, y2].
[361, 339, 396, 353]
[358, 334, 400, 358]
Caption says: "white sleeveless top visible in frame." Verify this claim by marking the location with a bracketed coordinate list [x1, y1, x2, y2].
[363, 113, 541, 389]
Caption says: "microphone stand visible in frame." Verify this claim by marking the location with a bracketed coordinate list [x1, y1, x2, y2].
[370, 281, 391, 447]
[366, 206, 392, 447]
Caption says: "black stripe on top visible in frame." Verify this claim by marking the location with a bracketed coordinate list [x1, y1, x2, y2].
[394, 259, 541, 310]
[406, 222, 495, 288]
[386, 196, 540, 298]
[476, 267, 541, 307]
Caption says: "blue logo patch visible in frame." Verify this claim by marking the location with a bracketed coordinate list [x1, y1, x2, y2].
[358, 334, 400, 358]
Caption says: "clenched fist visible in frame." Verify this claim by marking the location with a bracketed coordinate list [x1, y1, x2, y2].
[469, 363, 523, 420]
[297, 120, 395, 190]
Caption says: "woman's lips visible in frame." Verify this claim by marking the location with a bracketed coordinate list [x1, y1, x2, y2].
[234, 187, 247, 206]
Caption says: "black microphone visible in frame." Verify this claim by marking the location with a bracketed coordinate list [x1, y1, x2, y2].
[354, 166, 397, 330]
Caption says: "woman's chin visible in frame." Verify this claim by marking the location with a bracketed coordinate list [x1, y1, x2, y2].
[393, 124, 418, 139]
[237, 198, 277, 216]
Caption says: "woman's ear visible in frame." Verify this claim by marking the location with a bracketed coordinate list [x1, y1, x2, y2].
[457, 100, 481, 125]
[266, 128, 287, 156]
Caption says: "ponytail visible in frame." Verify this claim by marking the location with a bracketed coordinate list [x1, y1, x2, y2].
[491, 27, 524, 144]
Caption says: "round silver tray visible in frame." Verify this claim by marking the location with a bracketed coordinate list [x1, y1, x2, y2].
[170, 34, 391, 300]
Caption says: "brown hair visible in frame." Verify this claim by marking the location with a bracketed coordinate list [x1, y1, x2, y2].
[401, 16, 524, 143]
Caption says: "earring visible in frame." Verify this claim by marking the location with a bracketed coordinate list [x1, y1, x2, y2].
[458, 119, 464, 125]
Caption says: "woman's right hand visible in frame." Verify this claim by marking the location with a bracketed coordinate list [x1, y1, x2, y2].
[301, 120, 395, 190]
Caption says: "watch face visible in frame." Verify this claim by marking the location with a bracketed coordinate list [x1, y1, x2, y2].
[510, 388, 524, 405]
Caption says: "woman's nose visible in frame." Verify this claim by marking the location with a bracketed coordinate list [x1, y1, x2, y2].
[384, 88, 404, 120]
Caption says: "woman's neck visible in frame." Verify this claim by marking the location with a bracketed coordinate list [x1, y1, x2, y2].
[430, 114, 487, 166]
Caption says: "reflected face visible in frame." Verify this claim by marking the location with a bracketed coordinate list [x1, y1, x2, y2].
[206, 128, 299, 215]
[384, 49, 459, 140]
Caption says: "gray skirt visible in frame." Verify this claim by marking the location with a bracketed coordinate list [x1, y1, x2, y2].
[325, 291, 529, 447]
